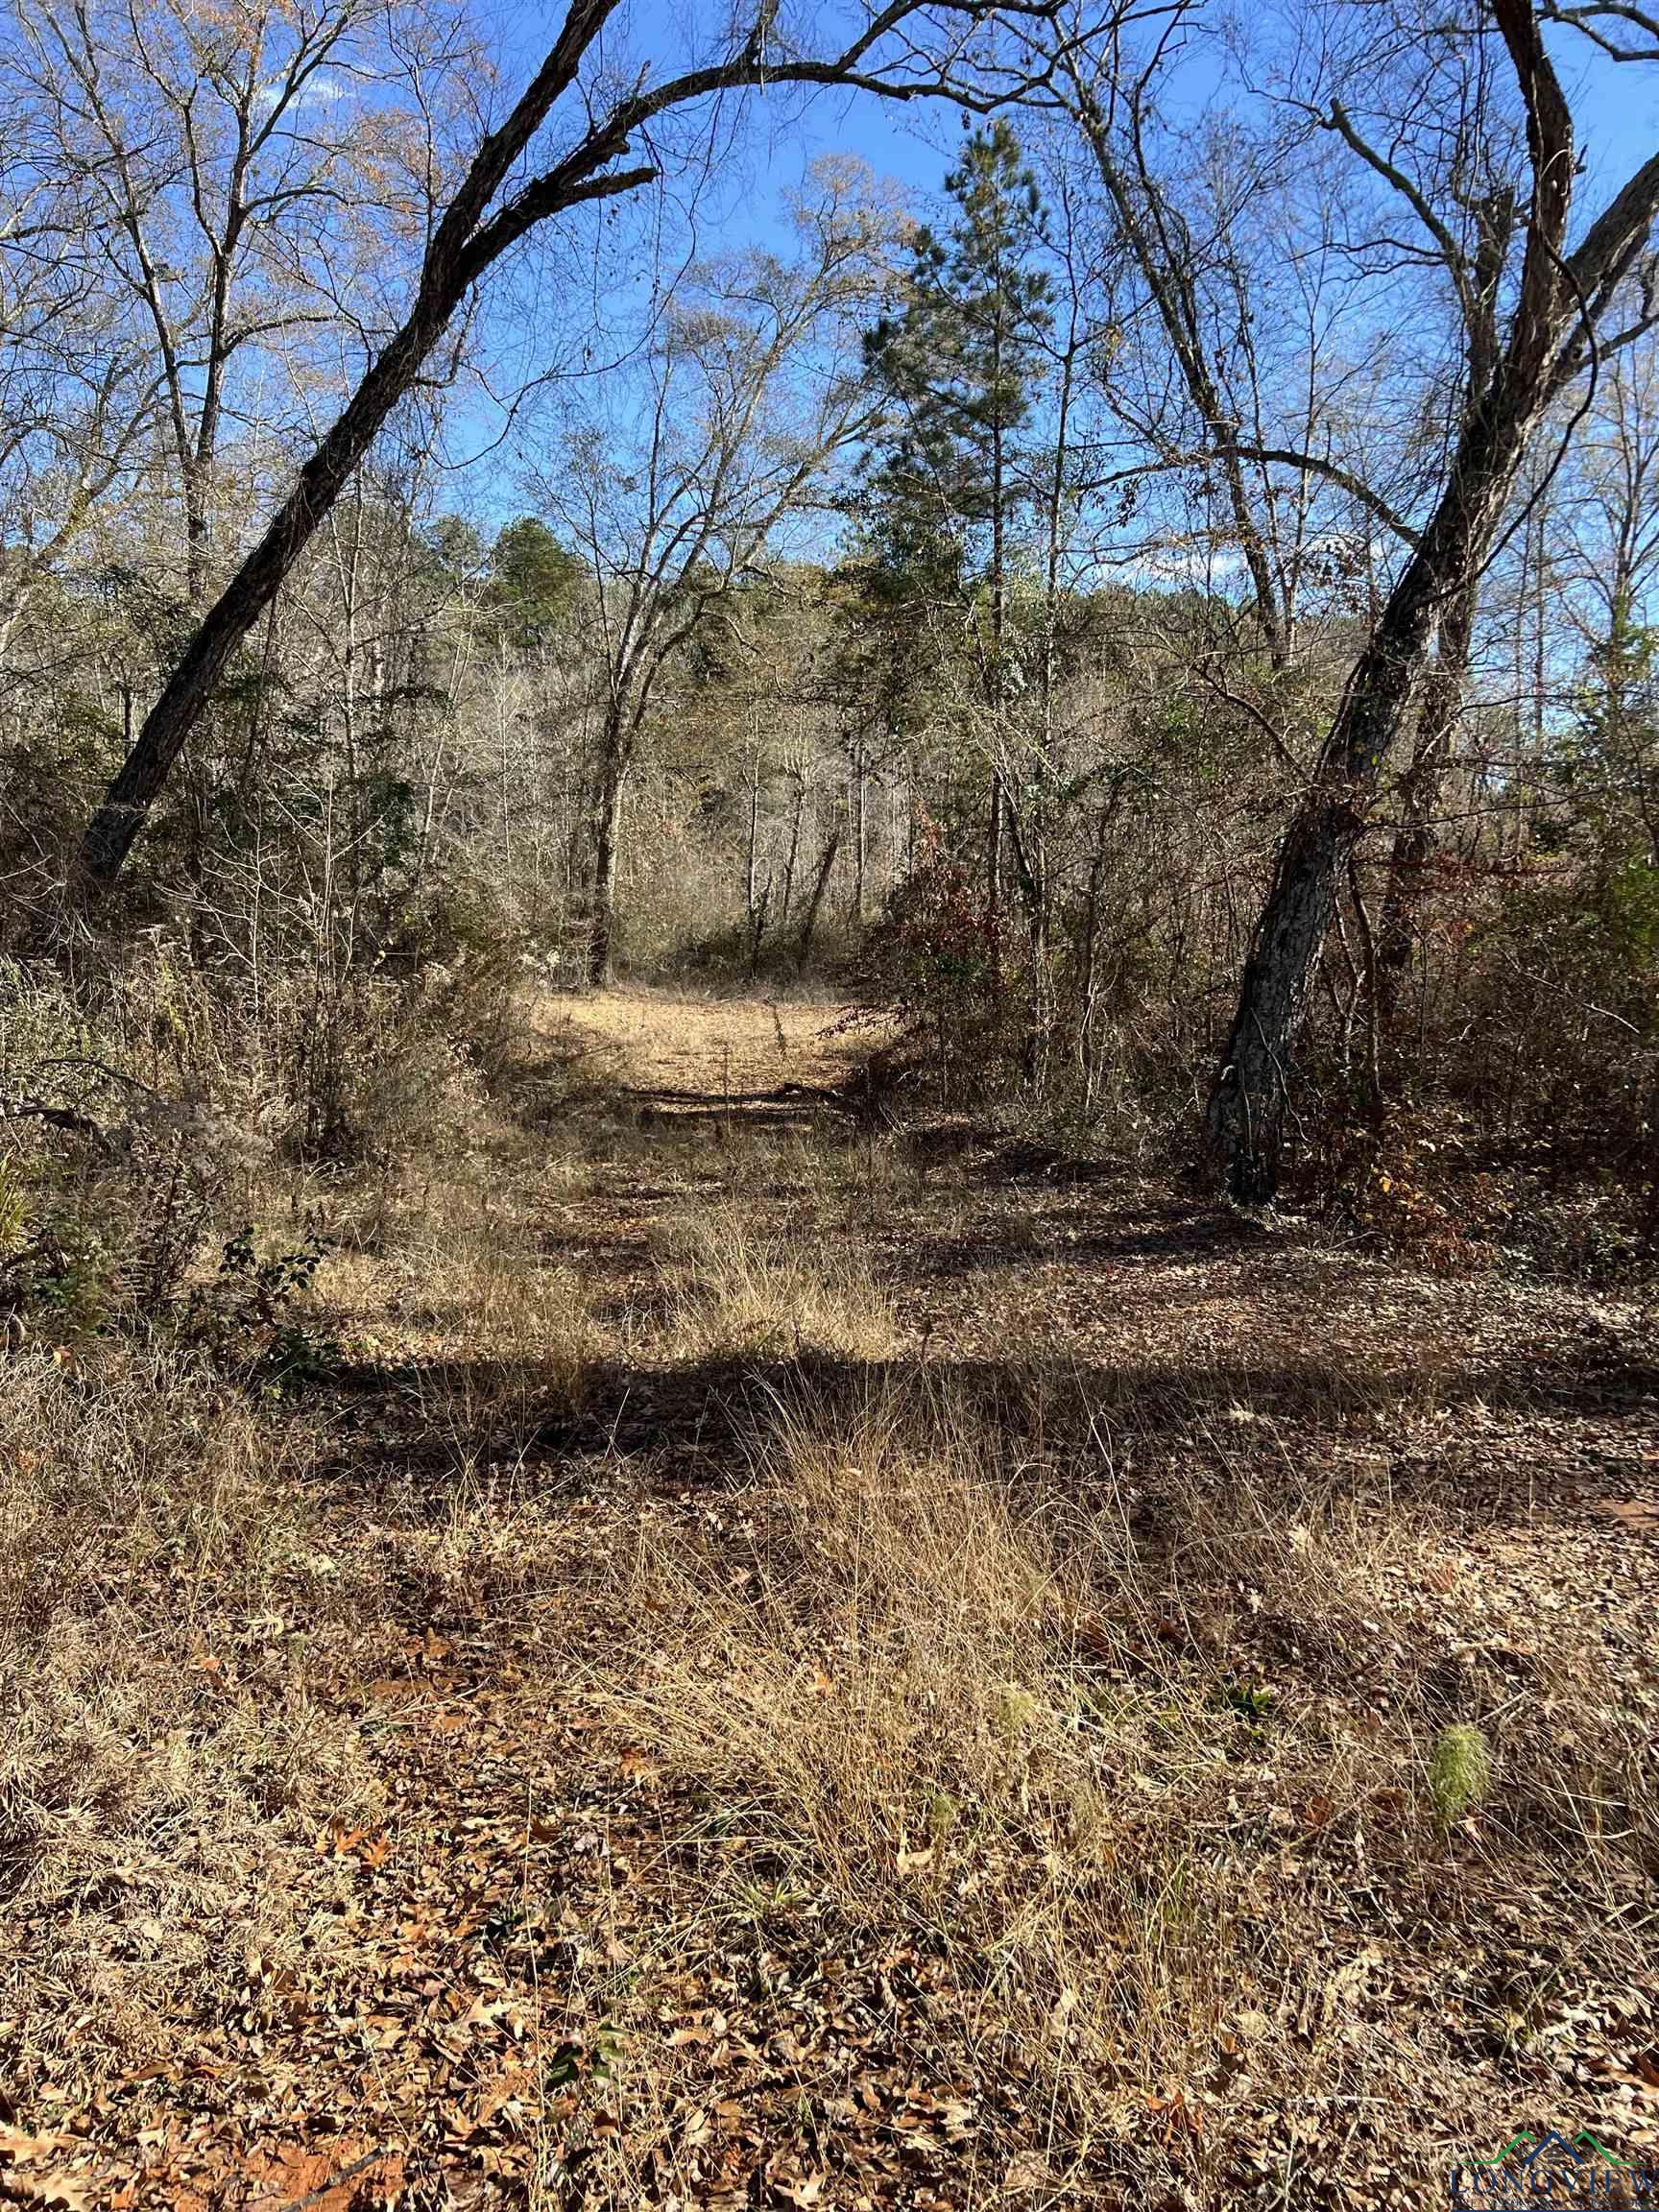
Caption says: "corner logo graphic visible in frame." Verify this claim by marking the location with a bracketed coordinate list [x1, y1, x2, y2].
[1449, 2129, 1656, 2207]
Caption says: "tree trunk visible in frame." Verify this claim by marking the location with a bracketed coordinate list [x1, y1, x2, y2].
[77, 282, 481, 892]
[746, 744, 761, 922]
[986, 323, 1008, 950]
[1374, 575, 1478, 1041]
[849, 737, 866, 926]
[747, 878, 772, 981]
[781, 776, 805, 921]
[588, 729, 627, 987]
[70, 0, 675, 898]
[987, 770, 1004, 946]
[67, 0, 1002, 902]
[1076, 813, 1110, 1113]
[1206, 0, 1599, 1200]
[795, 823, 842, 977]
[183, 462, 214, 613]
[1207, 424, 1526, 1197]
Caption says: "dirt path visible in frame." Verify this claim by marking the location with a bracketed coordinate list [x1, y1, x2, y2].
[539, 989, 872, 1130]
[18, 990, 1659, 2212]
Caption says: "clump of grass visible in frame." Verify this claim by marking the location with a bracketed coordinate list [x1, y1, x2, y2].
[602, 1382, 1241, 2180]
[662, 1197, 896, 1362]
[1429, 1720, 1493, 1824]
[0, 1152, 27, 1252]
[324, 1167, 595, 1398]
[579, 1351, 1606, 2198]
[0, 1343, 300, 1653]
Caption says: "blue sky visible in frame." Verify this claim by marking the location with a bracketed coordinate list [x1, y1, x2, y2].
[492, 0, 963, 253]
[1564, 38, 1659, 198]
[493, 0, 1659, 246]
[448, 0, 1659, 538]
[450, 0, 971, 519]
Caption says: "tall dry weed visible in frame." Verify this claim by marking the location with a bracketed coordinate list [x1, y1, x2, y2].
[661, 1197, 897, 1363]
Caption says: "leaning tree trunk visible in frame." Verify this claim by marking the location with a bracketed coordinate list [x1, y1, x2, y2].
[795, 823, 843, 977]
[68, 0, 847, 900]
[1373, 575, 1479, 1046]
[1205, 0, 1597, 1201]
[1207, 393, 1548, 1198]
[76, 284, 462, 892]
[73, 105, 621, 897]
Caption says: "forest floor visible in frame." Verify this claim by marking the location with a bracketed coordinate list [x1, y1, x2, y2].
[4, 990, 1658, 2211]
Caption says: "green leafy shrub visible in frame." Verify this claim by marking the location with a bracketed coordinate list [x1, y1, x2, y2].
[185, 1225, 341, 1384]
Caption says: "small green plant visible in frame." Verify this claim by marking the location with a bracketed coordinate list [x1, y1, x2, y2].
[1221, 1677, 1276, 1722]
[218, 1225, 328, 1314]
[926, 1785, 962, 1841]
[542, 2021, 626, 2090]
[31, 1236, 116, 1334]
[187, 1224, 340, 1382]
[1429, 1721, 1493, 1824]
[261, 1315, 345, 1386]
[994, 1682, 1041, 1740]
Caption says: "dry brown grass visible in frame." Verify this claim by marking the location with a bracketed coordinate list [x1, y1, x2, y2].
[2, 992, 1655, 2208]
[582, 1380, 1389, 2196]
[544, 987, 870, 1101]
[565, 1298, 1658, 2200]
[0, 1345, 381, 2095]
[320, 1146, 596, 1415]
[661, 1195, 899, 1363]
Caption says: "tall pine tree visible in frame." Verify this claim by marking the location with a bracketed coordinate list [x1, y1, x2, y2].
[855, 122, 1054, 932]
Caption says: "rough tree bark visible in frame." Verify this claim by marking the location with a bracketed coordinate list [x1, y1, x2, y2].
[1373, 574, 1478, 1039]
[1206, 0, 1659, 1199]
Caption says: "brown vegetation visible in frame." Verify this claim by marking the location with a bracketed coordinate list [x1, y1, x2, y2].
[4, 4, 1659, 2201]
[1, 988, 1653, 2209]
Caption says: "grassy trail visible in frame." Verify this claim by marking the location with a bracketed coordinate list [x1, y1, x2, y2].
[3, 992, 1656, 2210]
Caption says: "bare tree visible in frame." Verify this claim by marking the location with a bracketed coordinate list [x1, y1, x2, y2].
[66, 0, 1081, 902]
[0, 44, 160, 681]
[1055, 21, 1403, 680]
[543, 162, 896, 981]
[1556, 308, 1659, 642]
[10, 0, 411, 611]
[1194, 0, 1659, 1198]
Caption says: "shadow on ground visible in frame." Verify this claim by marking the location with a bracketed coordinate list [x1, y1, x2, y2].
[315, 1330, 1659, 1529]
